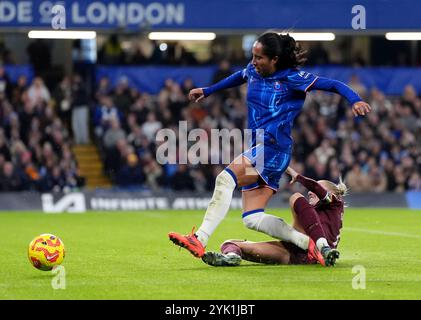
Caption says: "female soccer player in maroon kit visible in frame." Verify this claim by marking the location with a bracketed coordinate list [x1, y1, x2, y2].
[202, 166, 347, 266]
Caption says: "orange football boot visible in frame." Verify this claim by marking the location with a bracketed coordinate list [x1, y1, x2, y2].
[307, 238, 326, 266]
[168, 227, 205, 258]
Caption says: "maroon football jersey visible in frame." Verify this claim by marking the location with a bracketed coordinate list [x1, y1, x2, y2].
[315, 195, 344, 248]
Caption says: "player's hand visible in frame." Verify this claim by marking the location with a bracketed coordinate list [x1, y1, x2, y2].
[188, 88, 205, 102]
[352, 101, 371, 117]
[285, 166, 298, 184]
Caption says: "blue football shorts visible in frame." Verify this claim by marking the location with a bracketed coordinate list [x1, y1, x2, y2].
[241, 141, 291, 192]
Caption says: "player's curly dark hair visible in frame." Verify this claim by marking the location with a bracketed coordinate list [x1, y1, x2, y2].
[257, 32, 307, 70]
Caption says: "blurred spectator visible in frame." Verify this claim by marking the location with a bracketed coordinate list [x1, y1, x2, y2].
[0, 65, 12, 100]
[212, 60, 233, 84]
[52, 76, 72, 131]
[141, 112, 162, 142]
[0, 162, 25, 191]
[191, 168, 208, 193]
[18, 101, 37, 144]
[367, 164, 388, 192]
[211, 60, 234, 101]
[348, 74, 367, 99]
[0, 131, 11, 161]
[181, 78, 195, 96]
[95, 76, 112, 102]
[41, 166, 66, 193]
[93, 95, 123, 138]
[179, 46, 198, 65]
[314, 140, 336, 166]
[143, 152, 164, 191]
[27, 77, 50, 108]
[130, 95, 151, 124]
[149, 41, 164, 64]
[352, 51, 367, 67]
[98, 34, 124, 64]
[170, 164, 194, 191]
[11, 75, 28, 107]
[408, 172, 421, 191]
[21, 150, 41, 190]
[112, 76, 133, 115]
[103, 118, 126, 150]
[26, 40, 51, 77]
[130, 44, 148, 65]
[71, 74, 90, 144]
[307, 43, 329, 66]
[0, 40, 14, 64]
[115, 153, 145, 187]
[345, 164, 371, 192]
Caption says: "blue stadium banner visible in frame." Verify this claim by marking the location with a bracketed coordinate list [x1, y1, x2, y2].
[96, 66, 421, 95]
[96, 65, 218, 94]
[4, 64, 33, 83]
[0, 0, 421, 30]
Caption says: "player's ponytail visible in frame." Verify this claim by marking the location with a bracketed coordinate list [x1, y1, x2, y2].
[335, 176, 348, 198]
[257, 32, 307, 70]
[294, 41, 308, 67]
[319, 178, 348, 199]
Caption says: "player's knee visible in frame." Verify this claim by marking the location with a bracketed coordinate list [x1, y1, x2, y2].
[243, 216, 256, 230]
[242, 212, 263, 231]
[220, 240, 242, 254]
[289, 192, 304, 208]
[215, 169, 237, 189]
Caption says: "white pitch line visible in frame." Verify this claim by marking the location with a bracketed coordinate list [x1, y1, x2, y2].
[344, 227, 421, 239]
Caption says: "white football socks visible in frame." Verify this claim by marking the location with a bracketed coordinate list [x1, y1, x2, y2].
[195, 169, 237, 247]
[316, 237, 329, 250]
[242, 211, 310, 250]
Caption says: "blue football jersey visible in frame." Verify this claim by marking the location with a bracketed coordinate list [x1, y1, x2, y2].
[203, 63, 361, 154]
[241, 63, 318, 152]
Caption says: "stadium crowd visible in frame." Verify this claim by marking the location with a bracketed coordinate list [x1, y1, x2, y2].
[0, 58, 420, 193]
[0, 66, 85, 192]
[92, 67, 421, 193]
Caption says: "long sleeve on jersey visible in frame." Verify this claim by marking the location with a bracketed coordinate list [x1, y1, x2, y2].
[309, 77, 362, 105]
[296, 174, 330, 201]
[203, 70, 246, 97]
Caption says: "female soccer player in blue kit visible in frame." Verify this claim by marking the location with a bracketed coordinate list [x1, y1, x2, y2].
[169, 32, 371, 266]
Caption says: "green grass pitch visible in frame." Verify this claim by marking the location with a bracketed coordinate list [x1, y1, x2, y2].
[1, 208, 421, 300]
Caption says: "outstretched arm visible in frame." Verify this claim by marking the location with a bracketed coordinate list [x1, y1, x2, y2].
[188, 70, 246, 102]
[309, 77, 371, 117]
[286, 167, 330, 201]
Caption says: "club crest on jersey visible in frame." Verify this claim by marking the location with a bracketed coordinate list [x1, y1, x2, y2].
[273, 81, 283, 91]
